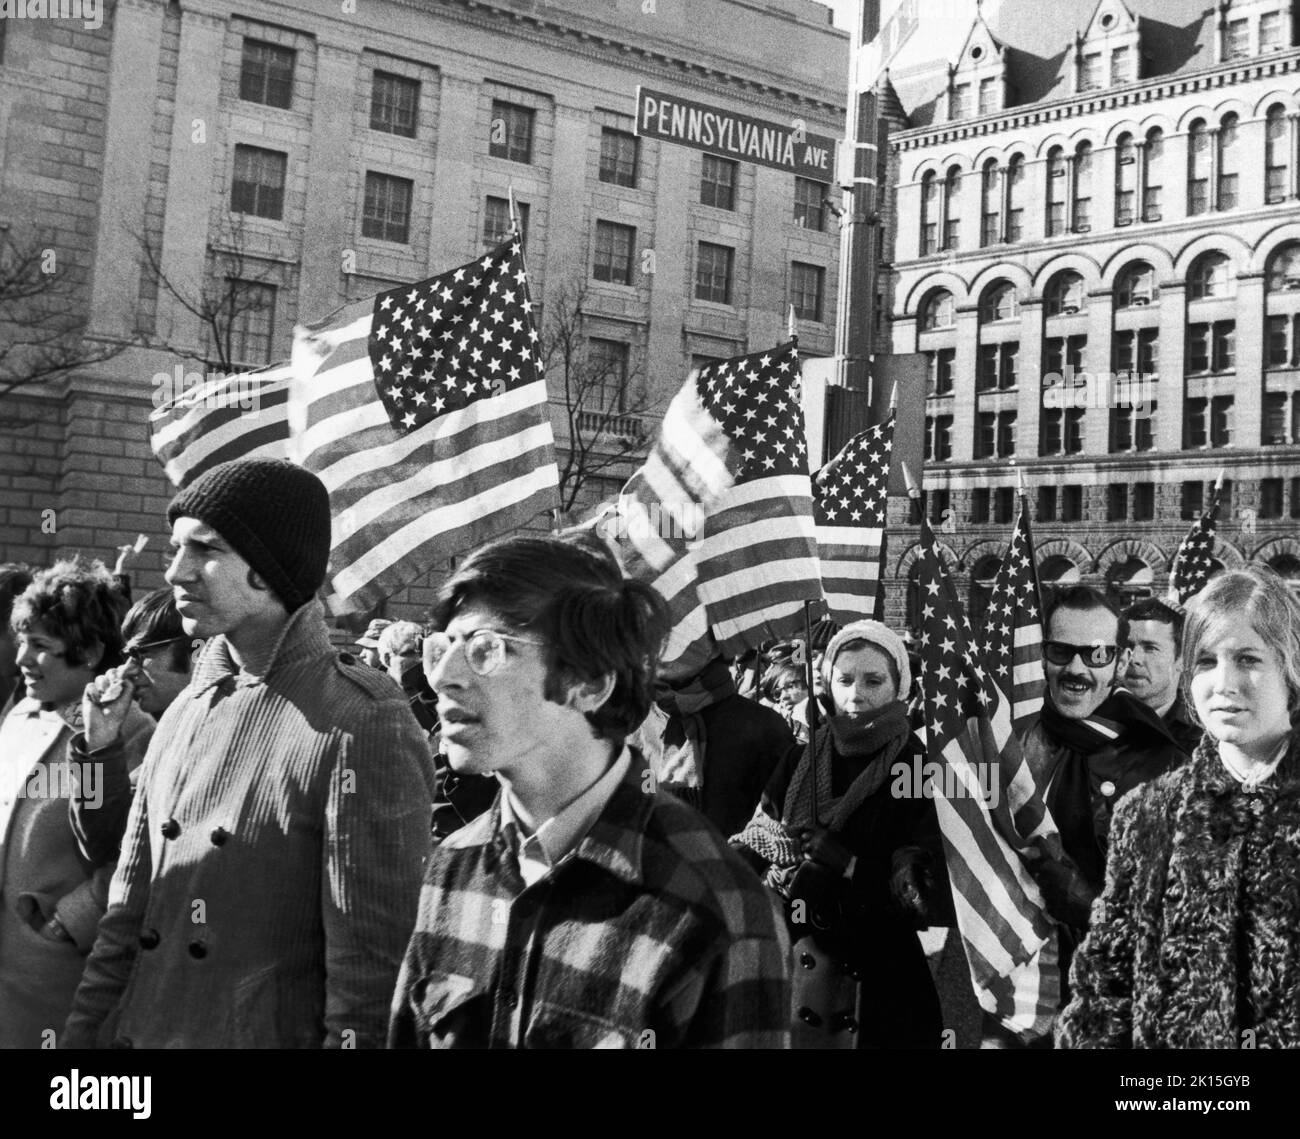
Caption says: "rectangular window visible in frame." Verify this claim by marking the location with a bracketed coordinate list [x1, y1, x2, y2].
[240, 39, 295, 109]
[790, 262, 824, 322]
[231, 145, 287, 220]
[929, 488, 951, 525]
[1061, 485, 1083, 523]
[997, 411, 1016, 456]
[1138, 328, 1159, 376]
[921, 223, 938, 257]
[971, 488, 990, 524]
[933, 414, 952, 461]
[1261, 11, 1283, 50]
[1211, 395, 1234, 447]
[593, 220, 635, 285]
[1040, 408, 1063, 455]
[1214, 322, 1236, 372]
[978, 345, 998, 392]
[1184, 397, 1208, 448]
[1065, 407, 1084, 453]
[1226, 18, 1249, 59]
[370, 71, 418, 137]
[794, 177, 827, 231]
[1181, 480, 1205, 520]
[1073, 194, 1092, 231]
[1264, 392, 1289, 444]
[1188, 324, 1211, 374]
[599, 128, 639, 188]
[1080, 53, 1102, 92]
[976, 412, 996, 459]
[1107, 483, 1128, 522]
[586, 338, 630, 413]
[489, 101, 534, 164]
[1135, 404, 1155, 452]
[1111, 407, 1133, 453]
[1292, 477, 1300, 519]
[1218, 172, 1239, 211]
[1116, 189, 1136, 226]
[978, 77, 999, 115]
[1133, 482, 1155, 522]
[1115, 330, 1136, 375]
[1143, 185, 1163, 221]
[362, 172, 413, 244]
[1007, 207, 1024, 243]
[1268, 164, 1288, 204]
[1189, 178, 1210, 216]
[1037, 486, 1057, 522]
[1047, 201, 1066, 237]
[949, 83, 970, 120]
[1267, 315, 1291, 367]
[1261, 478, 1284, 519]
[695, 242, 734, 304]
[927, 348, 955, 395]
[1111, 46, 1131, 85]
[226, 280, 276, 365]
[483, 196, 529, 249]
[994, 487, 1015, 525]
[981, 213, 1000, 247]
[701, 155, 737, 210]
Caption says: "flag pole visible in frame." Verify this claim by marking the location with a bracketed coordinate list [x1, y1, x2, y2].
[507, 184, 521, 238]
[901, 460, 921, 501]
[889, 382, 898, 412]
[787, 304, 798, 348]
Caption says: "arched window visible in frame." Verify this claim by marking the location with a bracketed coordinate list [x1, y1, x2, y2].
[1266, 105, 1289, 205]
[1143, 127, 1164, 221]
[1046, 270, 1086, 316]
[921, 289, 956, 330]
[980, 159, 1001, 247]
[1115, 133, 1136, 224]
[1006, 154, 1026, 241]
[1046, 146, 1068, 236]
[1115, 261, 1158, 307]
[980, 281, 1019, 323]
[1217, 112, 1240, 210]
[920, 171, 939, 255]
[1189, 251, 1233, 300]
[1073, 142, 1094, 230]
[1039, 555, 1082, 610]
[1188, 119, 1210, 215]
[1267, 243, 1300, 292]
[943, 166, 962, 251]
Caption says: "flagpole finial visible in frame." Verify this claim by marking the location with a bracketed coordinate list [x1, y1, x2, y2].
[888, 381, 898, 411]
[507, 185, 520, 236]
[901, 460, 921, 500]
[1213, 467, 1225, 492]
[787, 305, 798, 342]
[1015, 465, 1026, 497]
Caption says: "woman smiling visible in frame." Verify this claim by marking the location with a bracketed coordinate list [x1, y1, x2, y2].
[1058, 566, 1300, 1048]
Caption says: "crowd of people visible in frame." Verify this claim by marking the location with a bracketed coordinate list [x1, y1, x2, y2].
[1, 454, 1298, 1048]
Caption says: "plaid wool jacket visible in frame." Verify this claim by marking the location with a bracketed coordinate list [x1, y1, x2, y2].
[388, 751, 792, 1049]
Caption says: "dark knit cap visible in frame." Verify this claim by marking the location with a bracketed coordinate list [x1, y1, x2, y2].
[167, 458, 331, 612]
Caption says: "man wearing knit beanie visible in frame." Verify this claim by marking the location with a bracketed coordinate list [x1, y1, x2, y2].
[65, 457, 438, 1049]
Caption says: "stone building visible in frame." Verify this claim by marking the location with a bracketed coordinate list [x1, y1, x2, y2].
[0, 0, 846, 621]
[877, 0, 1300, 630]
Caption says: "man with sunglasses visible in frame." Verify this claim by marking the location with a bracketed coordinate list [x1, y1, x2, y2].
[389, 533, 791, 1049]
[1018, 586, 1186, 1009]
[65, 457, 437, 1049]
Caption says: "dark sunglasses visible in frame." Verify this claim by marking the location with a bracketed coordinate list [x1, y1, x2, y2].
[124, 635, 190, 665]
[1043, 641, 1119, 668]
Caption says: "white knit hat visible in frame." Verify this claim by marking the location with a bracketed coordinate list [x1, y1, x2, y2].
[821, 619, 911, 700]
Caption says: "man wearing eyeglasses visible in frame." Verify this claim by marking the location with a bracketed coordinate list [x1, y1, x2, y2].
[389, 533, 791, 1049]
[64, 458, 437, 1049]
[1018, 586, 1186, 1004]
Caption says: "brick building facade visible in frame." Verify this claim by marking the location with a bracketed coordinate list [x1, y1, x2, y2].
[876, 0, 1300, 632]
[0, 0, 846, 625]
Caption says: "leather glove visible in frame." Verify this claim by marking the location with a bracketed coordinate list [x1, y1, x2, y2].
[1032, 857, 1097, 929]
[796, 826, 854, 878]
[890, 846, 955, 927]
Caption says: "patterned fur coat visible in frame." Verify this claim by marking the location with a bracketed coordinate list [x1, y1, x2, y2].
[1057, 730, 1300, 1049]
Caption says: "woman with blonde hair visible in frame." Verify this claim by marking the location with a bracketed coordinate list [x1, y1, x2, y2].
[1058, 566, 1300, 1048]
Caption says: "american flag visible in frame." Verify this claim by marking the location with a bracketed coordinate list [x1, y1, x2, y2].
[1169, 485, 1220, 605]
[812, 415, 893, 625]
[605, 342, 824, 672]
[149, 363, 293, 487]
[976, 494, 1046, 738]
[916, 515, 1063, 1041]
[287, 234, 559, 612]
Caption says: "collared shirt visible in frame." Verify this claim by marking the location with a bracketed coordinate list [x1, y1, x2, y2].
[389, 749, 792, 1049]
[500, 747, 630, 888]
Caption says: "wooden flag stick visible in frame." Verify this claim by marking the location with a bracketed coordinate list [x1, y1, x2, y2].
[901, 460, 921, 500]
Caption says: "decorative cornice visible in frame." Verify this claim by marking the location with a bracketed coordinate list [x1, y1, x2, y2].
[894, 48, 1300, 152]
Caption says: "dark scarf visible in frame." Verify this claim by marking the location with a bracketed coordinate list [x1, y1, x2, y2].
[1041, 687, 1181, 895]
[653, 658, 737, 802]
[782, 703, 911, 833]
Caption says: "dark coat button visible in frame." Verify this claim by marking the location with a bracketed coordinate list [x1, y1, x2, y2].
[799, 952, 817, 969]
[210, 826, 229, 846]
[797, 1007, 823, 1027]
[160, 818, 181, 840]
[188, 941, 207, 959]
[139, 929, 160, 950]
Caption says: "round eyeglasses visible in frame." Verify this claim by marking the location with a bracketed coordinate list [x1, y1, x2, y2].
[423, 628, 544, 677]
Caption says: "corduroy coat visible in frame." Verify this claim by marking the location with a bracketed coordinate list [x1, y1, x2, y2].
[1057, 733, 1300, 1048]
[0, 698, 154, 1047]
[62, 602, 438, 1049]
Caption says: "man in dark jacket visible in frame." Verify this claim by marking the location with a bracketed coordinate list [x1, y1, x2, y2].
[1121, 596, 1202, 756]
[1018, 586, 1188, 998]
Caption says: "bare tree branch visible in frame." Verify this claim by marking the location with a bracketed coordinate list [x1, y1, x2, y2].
[0, 230, 133, 400]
